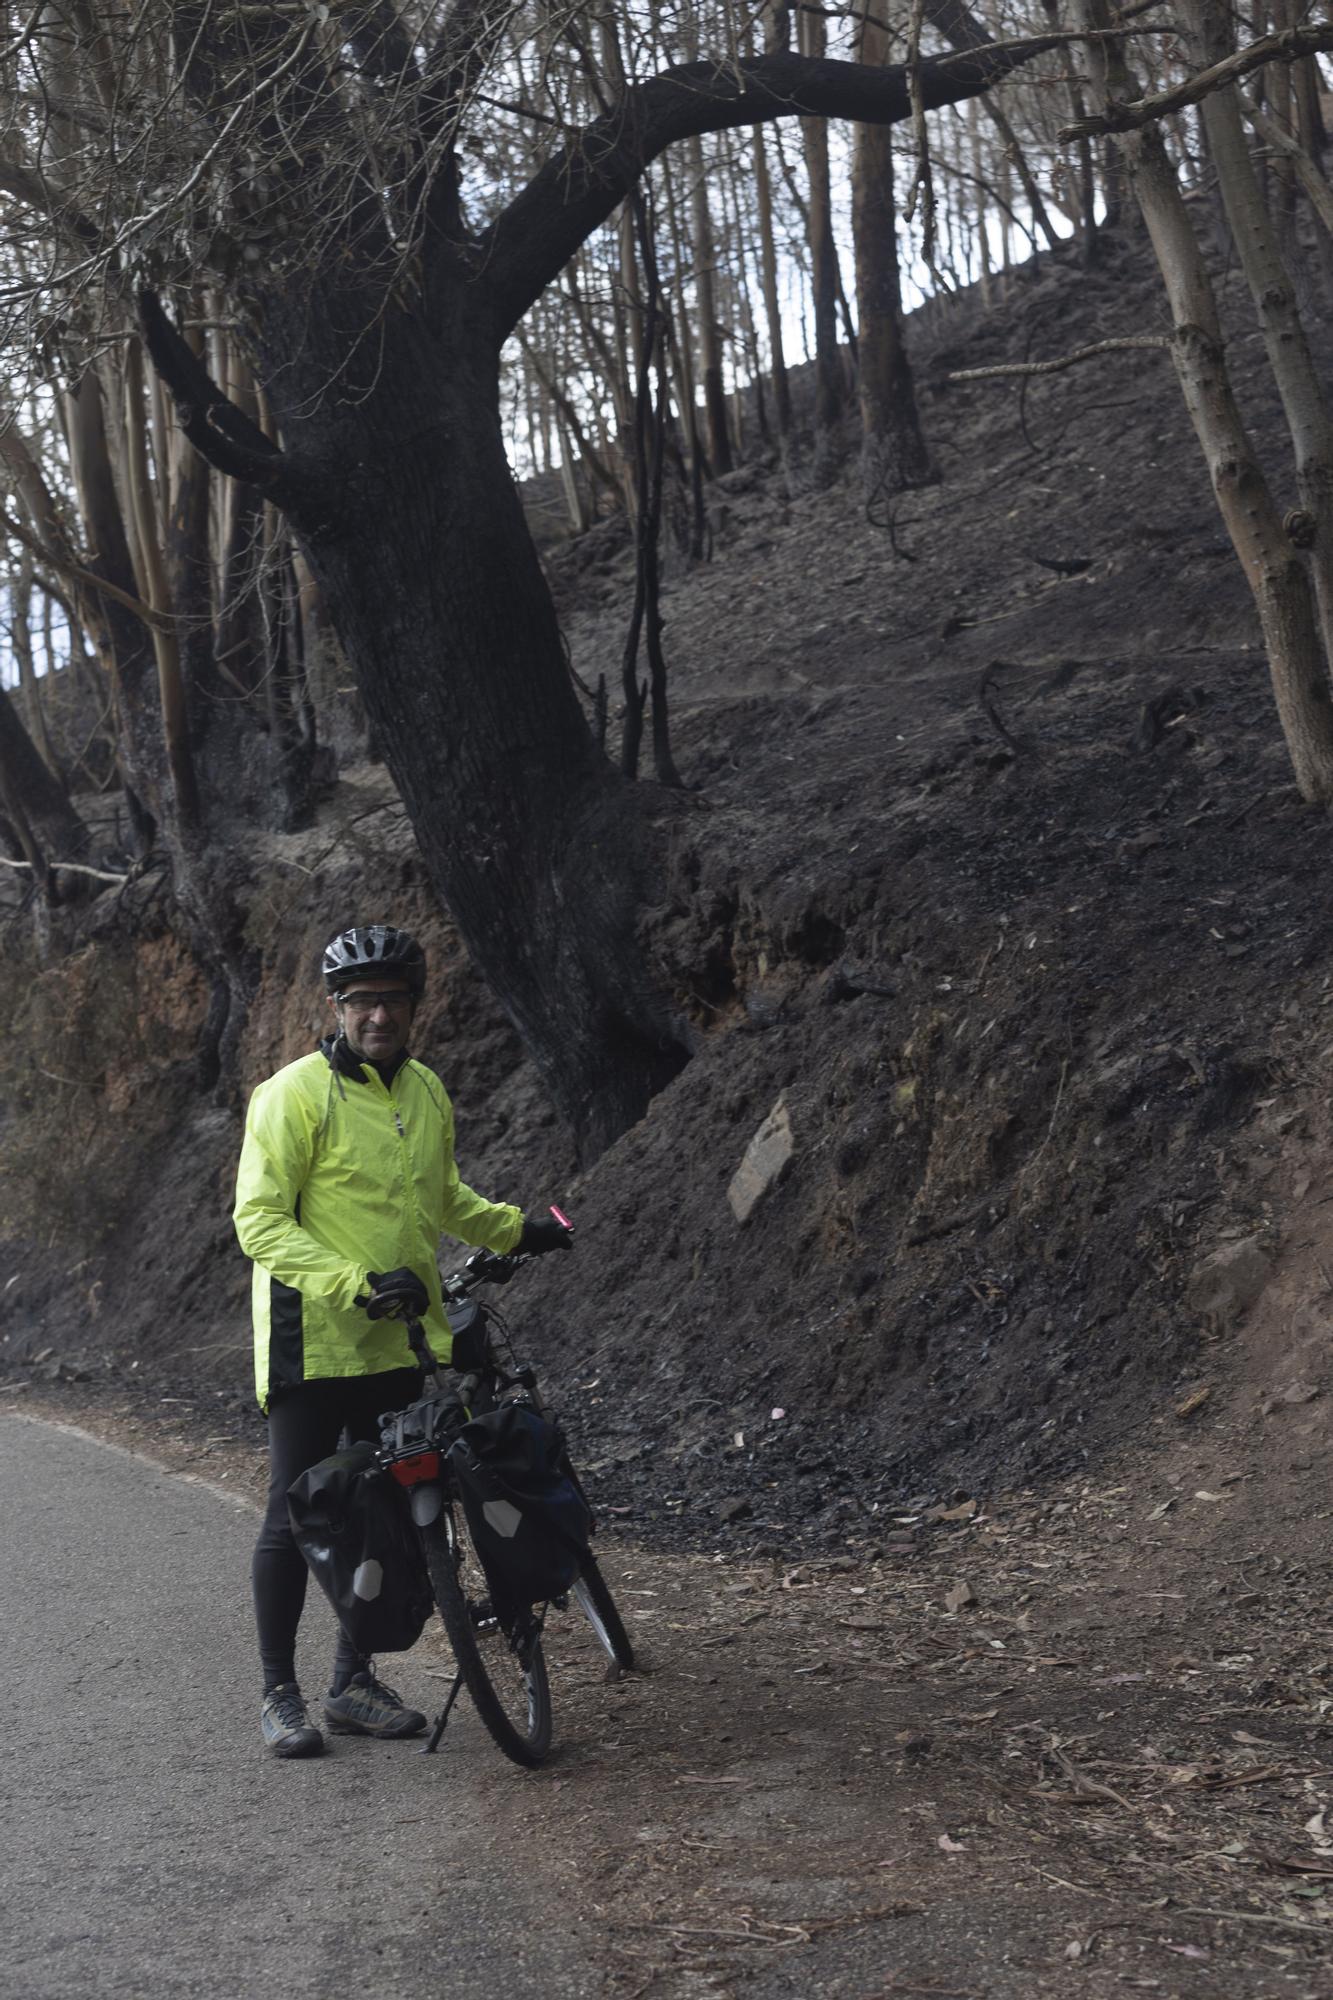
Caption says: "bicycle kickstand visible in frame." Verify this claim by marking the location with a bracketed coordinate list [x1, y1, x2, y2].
[423, 1670, 465, 1754]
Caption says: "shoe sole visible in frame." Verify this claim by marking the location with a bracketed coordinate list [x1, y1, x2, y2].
[266, 1732, 325, 1759]
[324, 1715, 427, 1739]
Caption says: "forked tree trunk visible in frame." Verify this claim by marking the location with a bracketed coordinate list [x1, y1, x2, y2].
[1075, 0, 1333, 804]
[258, 301, 689, 1156]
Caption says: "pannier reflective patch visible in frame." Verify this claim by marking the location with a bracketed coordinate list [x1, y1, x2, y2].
[353, 1558, 384, 1600]
[482, 1498, 523, 1539]
[288, 1441, 432, 1653]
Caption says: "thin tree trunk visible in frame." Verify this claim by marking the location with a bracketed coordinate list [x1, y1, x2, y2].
[925, 0, 1063, 253]
[687, 134, 733, 476]
[1076, 0, 1333, 804]
[1042, 0, 1098, 260]
[1243, 96, 1333, 303]
[0, 685, 88, 897]
[752, 121, 792, 438]
[11, 554, 63, 783]
[620, 197, 682, 789]
[123, 337, 199, 825]
[799, 2, 847, 459]
[1186, 0, 1333, 676]
[853, 9, 933, 493]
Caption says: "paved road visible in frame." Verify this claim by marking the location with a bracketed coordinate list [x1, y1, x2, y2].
[0, 1415, 601, 2000]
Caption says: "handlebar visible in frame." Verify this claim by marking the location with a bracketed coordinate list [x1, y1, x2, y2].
[390, 1249, 529, 1376]
[443, 1247, 526, 1300]
[383, 1222, 567, 1377]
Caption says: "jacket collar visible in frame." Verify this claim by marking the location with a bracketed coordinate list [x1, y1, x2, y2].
[319, 1034, 410, 1087]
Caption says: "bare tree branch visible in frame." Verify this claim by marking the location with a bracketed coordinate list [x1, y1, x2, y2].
[1059, 21, 1333, 139]
[137, 292, 301, 496]
[0, 506, 168, 632]
[0, 155, 100, 250]
[480, 38, 1063, 337]
[0, 853, 129, 883]
[946, 336, 1170, 380]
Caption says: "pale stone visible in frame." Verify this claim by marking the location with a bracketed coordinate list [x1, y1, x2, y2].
[728, 1096, 795, 1223]
[1186, 1234, 1272, 1328]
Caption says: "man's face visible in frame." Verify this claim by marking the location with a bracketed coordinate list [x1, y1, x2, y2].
[330, 976, 414, 1065]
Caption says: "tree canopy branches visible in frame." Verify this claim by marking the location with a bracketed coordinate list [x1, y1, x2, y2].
[479, 37, 1063, 335]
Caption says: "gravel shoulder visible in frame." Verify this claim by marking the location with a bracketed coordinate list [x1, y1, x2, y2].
[12, 1379, 1333, 1999]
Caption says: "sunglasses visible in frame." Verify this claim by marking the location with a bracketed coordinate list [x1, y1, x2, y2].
[337, 989, 414, 1015]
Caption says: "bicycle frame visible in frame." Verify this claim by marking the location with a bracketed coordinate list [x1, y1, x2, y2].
[365, 1247, 628, 1764]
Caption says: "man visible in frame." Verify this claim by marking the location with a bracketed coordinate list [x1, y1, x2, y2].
[234, 922, 571, 1759]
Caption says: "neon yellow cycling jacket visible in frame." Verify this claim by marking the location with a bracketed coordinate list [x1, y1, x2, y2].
[234, 1047, 523, 1410]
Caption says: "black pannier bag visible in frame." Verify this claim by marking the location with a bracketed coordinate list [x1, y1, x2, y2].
[288, 1442, 433, 1655]
[446, 1404, 592, 1611]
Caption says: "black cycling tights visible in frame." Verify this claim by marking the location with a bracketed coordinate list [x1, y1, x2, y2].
[252, 1369, 420, 1695]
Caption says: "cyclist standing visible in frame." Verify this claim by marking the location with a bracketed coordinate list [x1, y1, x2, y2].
[234, 922, 571, 1759]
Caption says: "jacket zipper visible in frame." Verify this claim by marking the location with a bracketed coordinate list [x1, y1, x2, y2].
[385, 1081, 422, 1253]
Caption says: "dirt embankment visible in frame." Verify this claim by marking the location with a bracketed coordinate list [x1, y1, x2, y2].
[5, 226, 1333, 1547]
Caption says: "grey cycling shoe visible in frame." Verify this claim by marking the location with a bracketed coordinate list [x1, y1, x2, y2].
[261, 1682, 325, 1758]
[324, 1670, 427, 1739]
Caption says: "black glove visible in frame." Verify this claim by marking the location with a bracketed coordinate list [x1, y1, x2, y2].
[363, 1267, 430, 1320]
[518, 1212, 574, 1256]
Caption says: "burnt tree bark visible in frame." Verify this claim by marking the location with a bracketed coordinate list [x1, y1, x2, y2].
[853, 11, 933, 492]
[0, 686, 89, 897]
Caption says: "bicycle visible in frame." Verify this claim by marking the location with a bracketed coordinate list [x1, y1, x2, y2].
[374, 1245, 634, 1768]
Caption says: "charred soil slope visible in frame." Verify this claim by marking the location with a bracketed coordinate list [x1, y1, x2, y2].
[5, 225, 1333, 1547]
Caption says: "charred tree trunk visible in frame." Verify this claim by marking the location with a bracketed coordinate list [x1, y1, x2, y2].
[236, 301, 689, 1157]
[0, 685, 89, 890]
[796, 3, 848, 469]
[853, 14, 933, 493]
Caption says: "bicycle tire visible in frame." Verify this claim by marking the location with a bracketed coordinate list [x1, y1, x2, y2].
[418, 1510, 553, 1767]
[572, 1551, 634, 1670]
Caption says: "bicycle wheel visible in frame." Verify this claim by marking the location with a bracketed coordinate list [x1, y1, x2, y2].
[572, 1551, 634, 1670]
[418, 1508, 553, 1767]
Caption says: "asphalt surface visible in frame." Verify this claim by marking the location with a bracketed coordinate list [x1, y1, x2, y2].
[0, 1414, 603, 2000]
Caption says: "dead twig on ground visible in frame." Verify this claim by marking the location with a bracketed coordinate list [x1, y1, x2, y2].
[977, 662, 1029, 756]
[1175, 1903, 1333, 1937]
[946, 337, 1169, 383]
